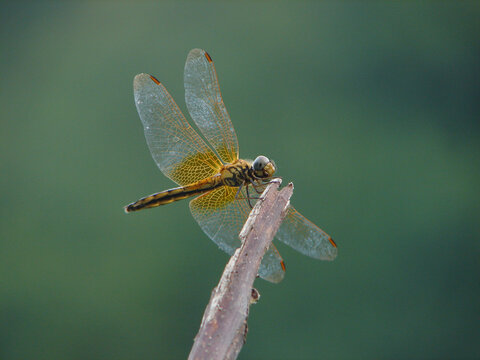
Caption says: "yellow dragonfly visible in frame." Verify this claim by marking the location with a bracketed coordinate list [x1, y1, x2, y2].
[124, 49, 337, 282]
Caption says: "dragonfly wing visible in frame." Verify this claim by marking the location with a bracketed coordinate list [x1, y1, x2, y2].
[258, 243, 286, 283]
[134, 73, 223, 186]
[184, 49, 239, 164]
[189, 186, 285, 283]
[276, 205, 338, 260]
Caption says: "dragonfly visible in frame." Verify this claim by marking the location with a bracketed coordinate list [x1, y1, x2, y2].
[124, 49, 337, 282]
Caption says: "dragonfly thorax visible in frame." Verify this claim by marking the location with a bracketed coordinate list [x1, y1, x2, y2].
[220, 159, 251, 187]
[220, 156, 276, 188]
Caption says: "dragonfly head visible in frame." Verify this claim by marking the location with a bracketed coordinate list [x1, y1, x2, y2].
[252, 155, 276, 179]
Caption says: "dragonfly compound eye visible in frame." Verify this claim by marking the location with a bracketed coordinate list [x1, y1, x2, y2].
[253, 155, 269, 171]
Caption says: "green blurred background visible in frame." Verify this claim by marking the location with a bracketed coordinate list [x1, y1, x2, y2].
[1, 2, 479, 359]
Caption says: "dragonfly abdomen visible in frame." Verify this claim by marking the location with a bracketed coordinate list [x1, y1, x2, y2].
[125, 176, 222, 213]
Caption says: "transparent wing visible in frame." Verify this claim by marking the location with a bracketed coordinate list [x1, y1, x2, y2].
[189, 186, 285, 283]
[184, 49, 239, 164]
[276, 206, 338, 260]
[134, 73, 223, 186]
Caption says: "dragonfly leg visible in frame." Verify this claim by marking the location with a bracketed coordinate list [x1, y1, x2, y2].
[246, 184, 254, 208]
[234, 183, 262, 208]
[234, 183, 244, 200]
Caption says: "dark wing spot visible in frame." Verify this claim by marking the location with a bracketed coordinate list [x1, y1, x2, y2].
[204, 51, 213, 63]
[149, 75, 161, 85]
[329, 237, 337, 248]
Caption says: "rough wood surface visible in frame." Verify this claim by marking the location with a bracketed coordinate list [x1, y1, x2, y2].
[188, 179, 294, 360]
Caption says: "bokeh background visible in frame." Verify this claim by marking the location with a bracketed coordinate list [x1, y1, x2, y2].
[1, 2, 479, 359]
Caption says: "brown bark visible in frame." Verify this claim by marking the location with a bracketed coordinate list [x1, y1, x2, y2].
[189, 179, 294, 360]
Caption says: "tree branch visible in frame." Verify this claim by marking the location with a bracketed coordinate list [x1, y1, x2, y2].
[188, 179, 294, 360]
